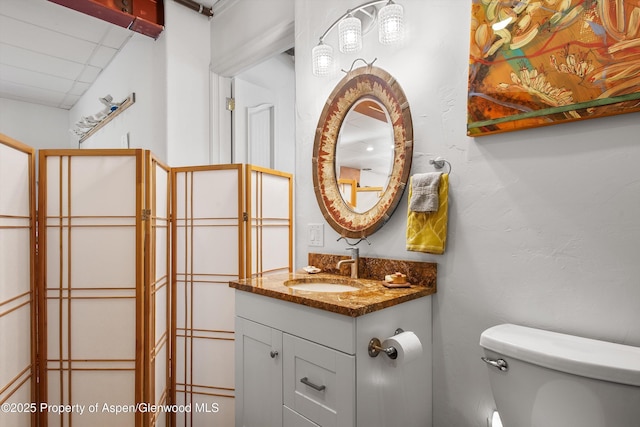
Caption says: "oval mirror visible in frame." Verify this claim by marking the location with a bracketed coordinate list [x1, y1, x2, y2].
[313, 65, 413, 238]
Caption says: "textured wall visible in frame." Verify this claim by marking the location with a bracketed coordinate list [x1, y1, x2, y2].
[294, 1, 640, 426]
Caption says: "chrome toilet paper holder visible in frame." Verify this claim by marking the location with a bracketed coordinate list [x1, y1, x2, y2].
[368, 328, 404, 359]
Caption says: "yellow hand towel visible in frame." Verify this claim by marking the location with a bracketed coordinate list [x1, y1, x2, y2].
[406, 173, 449, 254]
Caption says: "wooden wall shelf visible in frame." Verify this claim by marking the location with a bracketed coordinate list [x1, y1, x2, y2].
[79, 93, 136, 144]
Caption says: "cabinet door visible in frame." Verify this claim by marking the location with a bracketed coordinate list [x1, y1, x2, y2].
[283, 405, 320, 427]
[236, 317, 283, 427]
[283, 334, 355, 427]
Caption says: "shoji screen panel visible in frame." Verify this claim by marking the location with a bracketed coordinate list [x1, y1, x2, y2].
[171, 165, 243, 427]
[0, 134, 36, 427]
[246, 166, 293, 278]
[145, 153, 171, 427]
[38, 149, 144, 427]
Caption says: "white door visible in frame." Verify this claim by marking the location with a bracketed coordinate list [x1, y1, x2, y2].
[232, 77, 276, 168]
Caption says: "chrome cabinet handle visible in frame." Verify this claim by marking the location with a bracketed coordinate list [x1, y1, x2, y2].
[270, 350, 279, 358]
[300, 377, 326, 391]
[481, 357, 508, 372]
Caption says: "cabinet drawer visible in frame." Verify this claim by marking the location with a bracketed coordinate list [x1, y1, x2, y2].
[283, 334, 355, 427]
[283, 405, 320, 427]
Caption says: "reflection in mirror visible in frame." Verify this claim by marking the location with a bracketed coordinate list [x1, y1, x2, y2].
[335, 98, 394, 212]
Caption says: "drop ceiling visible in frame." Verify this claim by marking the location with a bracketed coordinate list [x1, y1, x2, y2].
[0, 0, 135, 110]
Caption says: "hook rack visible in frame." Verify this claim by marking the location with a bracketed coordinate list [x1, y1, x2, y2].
[337, 235, 371, 246]
[429, 157, 452, 175]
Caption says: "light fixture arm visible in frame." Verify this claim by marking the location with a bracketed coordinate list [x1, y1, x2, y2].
[318, 0, 391, 43]
[342, 57, 378, 73]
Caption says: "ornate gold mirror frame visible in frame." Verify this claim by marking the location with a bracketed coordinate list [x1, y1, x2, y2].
[313, 65, 413, 238]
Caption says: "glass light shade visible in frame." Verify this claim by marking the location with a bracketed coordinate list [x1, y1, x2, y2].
[379, 2, 404, 44]
[338, 14, 362, 53]
[312, 43, 334, 76]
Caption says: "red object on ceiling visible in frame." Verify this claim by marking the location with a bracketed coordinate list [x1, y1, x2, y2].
[48, 0, 164, 39]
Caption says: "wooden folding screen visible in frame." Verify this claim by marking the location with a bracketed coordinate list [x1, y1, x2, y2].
[171, 165, 243, 427]
[171, 164, 292, 426]
[37, 149, 170, 427]
[0, 134, 36, 427]
[246, 166, 293, 278]
[2, 148, 292, 427]
[144, 153, 171, 427]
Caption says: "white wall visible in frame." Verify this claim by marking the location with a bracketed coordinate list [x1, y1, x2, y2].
[165, 0, 212, 167]
[210, 0, 294, 77]
[295, 1, 640, 426]
[70, 32, 168, 160]
[0, 98, 69, 150]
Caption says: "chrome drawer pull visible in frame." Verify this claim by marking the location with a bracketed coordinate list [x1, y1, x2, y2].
[300, 377, 326, 392]
[481, 357, 508, 372]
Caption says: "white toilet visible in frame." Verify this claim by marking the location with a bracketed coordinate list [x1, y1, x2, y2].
[479, 323, 640, 427]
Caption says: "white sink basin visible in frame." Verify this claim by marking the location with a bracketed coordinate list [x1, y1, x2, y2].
[287, 282, 360, 293]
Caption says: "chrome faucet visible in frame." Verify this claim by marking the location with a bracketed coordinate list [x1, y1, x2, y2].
[336, 247, 359, 279]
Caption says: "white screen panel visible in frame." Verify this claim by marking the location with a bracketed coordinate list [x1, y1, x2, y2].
[192, 283, 235, 331]
[69, 156, 137, 217]
[155, 344, 168, 400]
[70, 299, 136, 359]
[192, 339, 235, 389]
[191, 227, 239, 275]
[0, 381, 32, 427]
[191, 169, 239, 219]
[45, 155, 66, 217]
[70, 227, 136, 288]
[41, 151, 141, 427]
[155, 164, 169, 218]
[155, 285, 167, 342]
[0, 307, 31, 389]
[189, 395, 234, 427]
[260, 172, 290, 218]
[0, 144, 29, 215]
[174, 335, 188, 385]
[155, 225, 168, 280]
[173, 166, 241, 426]
[67, 370, 136, 427]
[260, 226, 290, 272]
[0, 228, 30, 301]
[0, 137, 33, 427]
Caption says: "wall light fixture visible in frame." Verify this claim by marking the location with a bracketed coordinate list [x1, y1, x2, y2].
[312, 0, 404, 76]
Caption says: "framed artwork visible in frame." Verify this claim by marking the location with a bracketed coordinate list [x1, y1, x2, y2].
[467, 0, 640, 136]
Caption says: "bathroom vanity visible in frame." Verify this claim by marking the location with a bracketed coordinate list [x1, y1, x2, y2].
[230, 272, 435, 427]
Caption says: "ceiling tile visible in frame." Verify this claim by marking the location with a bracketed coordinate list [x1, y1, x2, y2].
[68, 80, 90, 96]
[60, 93, 81, 110]
[88, 45, 118, 68]
[0, 0, 111, 43]
[0, 15, 97, 63]
[0, 63, 74, 93]
[0, 80, 67, 107]
[77, 64, 102, 83]
[0, 42, 85, 80]
[0, 0, 134, 109]
[102, 25, 133, 49]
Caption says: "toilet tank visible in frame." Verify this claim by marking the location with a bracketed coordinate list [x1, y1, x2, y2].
[479, 324, 640, 427]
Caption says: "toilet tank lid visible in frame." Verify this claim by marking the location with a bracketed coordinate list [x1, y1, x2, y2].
[480, 324, 640, 387]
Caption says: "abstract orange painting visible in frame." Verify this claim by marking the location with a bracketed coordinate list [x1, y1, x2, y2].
[468, 0, 640, 136]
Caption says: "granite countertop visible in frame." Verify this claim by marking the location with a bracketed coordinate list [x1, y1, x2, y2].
[229, 271, 436, 317]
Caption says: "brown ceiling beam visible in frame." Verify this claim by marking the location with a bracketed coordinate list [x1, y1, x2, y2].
[48, 0, 164, 39]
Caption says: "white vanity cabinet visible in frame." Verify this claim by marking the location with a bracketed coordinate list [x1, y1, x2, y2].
[234, 290, 432, 427]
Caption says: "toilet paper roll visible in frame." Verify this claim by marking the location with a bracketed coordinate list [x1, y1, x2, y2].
[382, 331, 423, 365]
